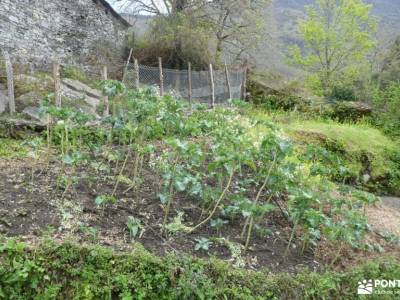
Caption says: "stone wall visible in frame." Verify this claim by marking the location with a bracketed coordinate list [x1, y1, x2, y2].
[0, 0, 130, 66]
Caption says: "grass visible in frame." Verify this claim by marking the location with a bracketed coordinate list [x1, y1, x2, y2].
[248, 109, 400, 193]
[0, 138, 29, 158]
[254, 109, 396, 149]
[285, 120, 397, 155]
[286, 120, 397, 175]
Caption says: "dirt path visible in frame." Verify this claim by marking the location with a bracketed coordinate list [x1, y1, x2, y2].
[365, 196, 400, 237]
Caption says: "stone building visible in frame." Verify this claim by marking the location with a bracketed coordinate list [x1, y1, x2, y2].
[0, 0, 131, 65]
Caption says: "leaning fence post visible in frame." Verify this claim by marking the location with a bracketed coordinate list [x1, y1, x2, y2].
[3, 51, 15, 114]
[53, 61, 61, 107]
[224, 62, 232, 101]
[102, 65, 109, 116]
[188, 62, 192, 111]
[209, 64, 215, 108]
[158, 57, 164, 97]
[134, 58, 140, 89]
[122, 48, 133, 83]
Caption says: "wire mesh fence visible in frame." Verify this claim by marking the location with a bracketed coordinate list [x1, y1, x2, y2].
[0, 51, 247, 116]
[0, 54, 115, 115]
[125, 63, 245, 104]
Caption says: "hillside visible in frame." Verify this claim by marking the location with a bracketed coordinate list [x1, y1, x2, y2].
[255, 0, 400, 77]
[107, 0, 400, 79]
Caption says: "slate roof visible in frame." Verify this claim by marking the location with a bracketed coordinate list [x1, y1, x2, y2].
[94, 0, 131, 27]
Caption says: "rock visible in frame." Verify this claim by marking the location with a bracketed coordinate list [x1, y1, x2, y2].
[17, 91, 43, 110]
[61, 84, 100, 109]
[381, 197, 400, 211]
[61, 78, 102, 99]
[363, 173, 371, 183]
[0, 90, 7, 114]
[0, 117, 46, 138]
[248, 79, 310, 111]
[22, 106, 47, 124]
[330, 101, 373, 122]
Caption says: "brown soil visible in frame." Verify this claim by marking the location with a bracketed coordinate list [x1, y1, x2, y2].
[366, 201, 400, 237]
[0, 157, 320, 274]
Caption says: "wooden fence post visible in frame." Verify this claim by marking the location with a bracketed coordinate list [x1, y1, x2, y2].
[241, 66, 248, 101]
[188, 62, 192, 111]
[134, 58, 140, 89]
[209, 64, 215, 108]
[53, 61, 61, 107]
[122, 48, 133, 83]
[3, 51, 15, 114]
[102, 65, 109, 116]
[224, 63, 232, 101]
[158, 57, 164, 97]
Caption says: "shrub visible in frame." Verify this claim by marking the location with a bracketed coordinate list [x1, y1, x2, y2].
[131, 14, 214, 69]
[329, 84, 357, 102]
[248, 80, 307, 111]
[327, 101, 372, 122]
[370, 82, 400, 138]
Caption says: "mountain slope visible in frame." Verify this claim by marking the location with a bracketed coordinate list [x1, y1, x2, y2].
[106, 0, 400, 78]
[255, 0, 400, 77]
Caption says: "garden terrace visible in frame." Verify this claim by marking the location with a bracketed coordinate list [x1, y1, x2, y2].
[0, 85, 399, 299]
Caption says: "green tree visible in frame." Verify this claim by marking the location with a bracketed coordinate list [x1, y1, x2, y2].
[379, 36, 400, 87]
[289, 0, 377, 96]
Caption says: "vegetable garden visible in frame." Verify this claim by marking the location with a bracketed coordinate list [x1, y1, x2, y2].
[0, 82, 399, 299]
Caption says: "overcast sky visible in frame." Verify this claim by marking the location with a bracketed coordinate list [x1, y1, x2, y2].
[107, 0, 136, 13]
[106, 0, 163, 14]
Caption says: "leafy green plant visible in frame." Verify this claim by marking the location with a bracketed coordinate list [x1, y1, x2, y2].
[100, 80, 125, 98]
[126, 216, 142, 239]
[79, 226, 98, 242]
[164, 212, 191, 234]
[157, 138, 205, 233]
[95, 194, 117, 209]
[195, 238, 213, 252]
[210, 218, 228, 232]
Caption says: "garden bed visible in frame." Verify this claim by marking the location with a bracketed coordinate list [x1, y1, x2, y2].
[0, 154, 319, 274]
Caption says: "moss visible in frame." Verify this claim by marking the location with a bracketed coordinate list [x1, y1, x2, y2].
[0, 239, 399, 299]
